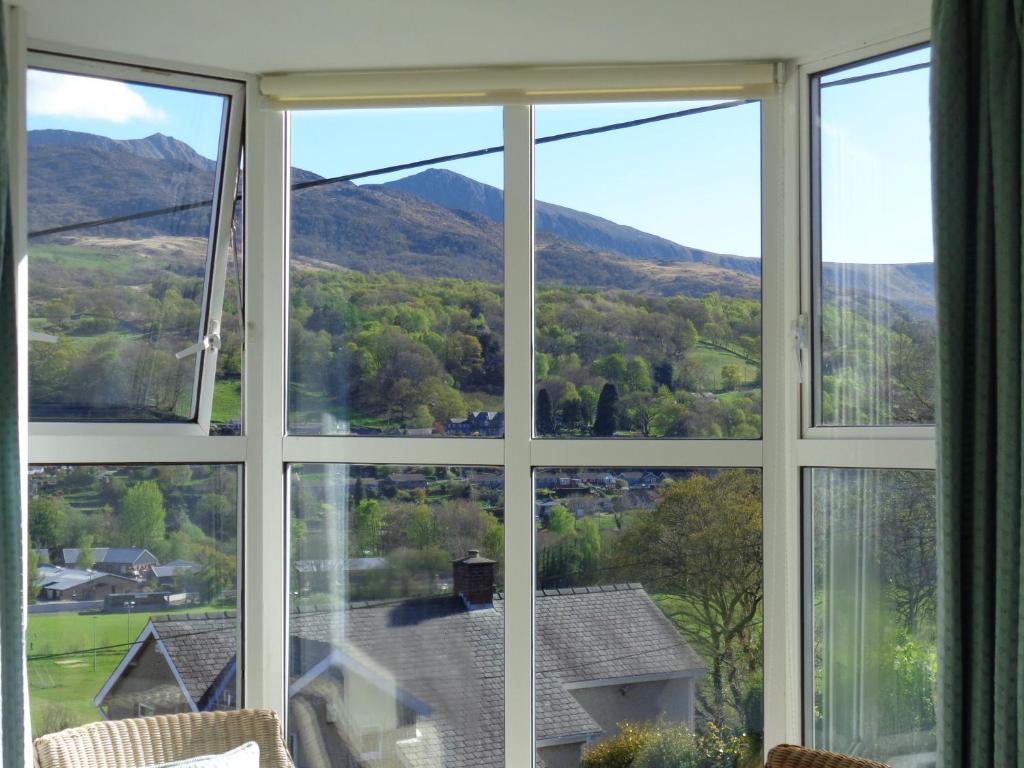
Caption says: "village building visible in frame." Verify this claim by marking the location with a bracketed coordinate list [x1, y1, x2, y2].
[36, 566, 141, 602]
[445, 411, 505, 438]
[50, 547, 160, 578]
[94, 556, 703, 768]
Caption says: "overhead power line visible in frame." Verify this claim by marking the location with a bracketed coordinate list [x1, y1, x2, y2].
[29, 100, 758, 239]
[27, 58, 928, 242]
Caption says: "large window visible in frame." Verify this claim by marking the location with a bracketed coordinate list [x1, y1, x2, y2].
[18, 44, 940, 768]
[23, 54, 246, 740]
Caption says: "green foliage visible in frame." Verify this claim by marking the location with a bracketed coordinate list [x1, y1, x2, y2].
[616, 471, 762, 731]
[118, 481, 166, 549]
[582, 722, 749, 768]
[353, 499, 385, 556]
[547, 505, 575, 535]
[536, 388, 555, 435]
[29, 496, 69, 549]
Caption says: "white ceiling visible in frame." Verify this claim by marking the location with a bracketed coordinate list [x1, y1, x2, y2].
[19, 0, 929, 76]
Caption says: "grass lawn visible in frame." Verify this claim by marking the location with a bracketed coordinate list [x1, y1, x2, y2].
[27, 605, 231, 737]
[30, 245, 141, 276]
[211, 377, 242, 426]
[687, 344, 760, 387]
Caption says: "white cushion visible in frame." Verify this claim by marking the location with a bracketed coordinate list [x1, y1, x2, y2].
[151, 741, 260, 768]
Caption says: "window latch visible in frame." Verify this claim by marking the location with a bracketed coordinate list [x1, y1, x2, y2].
[795, 313, 809, 383]
[175, 322, 221, 360]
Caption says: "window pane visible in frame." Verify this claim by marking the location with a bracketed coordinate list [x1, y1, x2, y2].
[288, 464, 505, 767]
[814, 47, 936, 426]
[26, 464, 241, 737]
[809, 468, 937, 762]
[534, 467, 763, 766]
[534, 102, 762, 439]
[288, 108, 504, 436]
[28, 68, 231, 422]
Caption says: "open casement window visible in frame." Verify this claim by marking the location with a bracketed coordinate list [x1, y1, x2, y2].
[26, 53, 245, 436]
[800, 40, 938, 767]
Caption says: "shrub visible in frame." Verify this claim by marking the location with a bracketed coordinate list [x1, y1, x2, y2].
[582, 722, 749, 768]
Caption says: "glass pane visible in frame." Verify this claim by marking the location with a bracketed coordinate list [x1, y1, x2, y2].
[288, 108, 504, 436]
[815, 47, 936, 426]
[288, 464, 505, 767]
[27, 464, 241, 737]
[534, 102, 762, 439]
[809, 468, 937, 763]
[534, 467, 763, 766]
[27, 68, 230, 422]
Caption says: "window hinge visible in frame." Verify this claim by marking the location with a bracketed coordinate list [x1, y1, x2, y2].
[175, 322, 222, 360]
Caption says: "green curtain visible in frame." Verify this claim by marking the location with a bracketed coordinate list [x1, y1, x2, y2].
[932, 0, 1024, 764]
[0, 5, 24, 765]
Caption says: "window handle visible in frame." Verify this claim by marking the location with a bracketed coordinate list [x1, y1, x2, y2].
[175, 322, 221, 360]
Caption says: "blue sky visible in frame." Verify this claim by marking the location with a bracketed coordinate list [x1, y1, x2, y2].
[28, 47, 932, 265]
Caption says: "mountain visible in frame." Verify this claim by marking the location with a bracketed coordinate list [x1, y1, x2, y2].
[383, 168, 762, 276]
[26, 128, 934, 313]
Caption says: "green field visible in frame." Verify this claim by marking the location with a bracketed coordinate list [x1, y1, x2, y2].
[212, 378, 242, 426]
[30, 245, 144, 275]
[686, 343, 760, 388]
[28, 605, 228, 737]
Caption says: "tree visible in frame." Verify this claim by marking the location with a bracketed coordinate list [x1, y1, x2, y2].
[119, 481, 166, 548]
[536, 389, 555, 436]
[409, 504, 438, 550]
[626, 357, 653, 393]
[578, 384, 599, 426]
[547, 505, 575, 535]
[27, 547, 40, 604]
[653, 361, 674, 391]
[593, 383, 619, 436]
[720, 364, 742, 391]
[353, 499, 385, 556]
[614, 470, 762, 730]
[193, 544, 236, 603]
[77, 534, 97, 571]
[28, 496, 69, 549]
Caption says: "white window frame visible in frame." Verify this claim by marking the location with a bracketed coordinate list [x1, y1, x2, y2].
[14, 29, 940, 767]
[265, 66, 799, 766]
[795, 29, 937, 750]
[24, 50, 246, 440]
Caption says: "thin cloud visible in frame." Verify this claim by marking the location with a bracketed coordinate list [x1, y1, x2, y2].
[28, 70, 165, 123]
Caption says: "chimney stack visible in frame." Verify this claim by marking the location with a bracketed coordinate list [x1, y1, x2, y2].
[452, 550, 496, 609]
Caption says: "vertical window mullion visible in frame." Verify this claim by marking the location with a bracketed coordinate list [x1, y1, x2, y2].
[242, 97, 288, 719]
[502, 104, 535, 768]
[761, 83, 805, 751]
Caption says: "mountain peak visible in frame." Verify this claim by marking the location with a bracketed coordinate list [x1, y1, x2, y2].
[28, 128, 216, 171]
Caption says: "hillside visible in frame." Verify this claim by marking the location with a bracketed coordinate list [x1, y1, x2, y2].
[27, 129, 932, 311]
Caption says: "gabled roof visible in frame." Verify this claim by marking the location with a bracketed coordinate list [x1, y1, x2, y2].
[38, 567, 140, 592]
[61, 547, 159, 566]
[99, 586, 704, 768]
[151, 562, 197, 579]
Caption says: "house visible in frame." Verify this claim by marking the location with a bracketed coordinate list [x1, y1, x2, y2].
[151, 561, 198, 588]
[463, 472, 504, 490]
[95, 557, 703, 768]
[618, 471, 661, 490]
[385, 473, 427, 491]
[51, 547, 160, 578]
[36, 567, 142, 602]
[445, 411, 505, 437]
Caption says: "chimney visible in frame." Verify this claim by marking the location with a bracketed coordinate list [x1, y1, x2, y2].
[452, 550, 497, 609]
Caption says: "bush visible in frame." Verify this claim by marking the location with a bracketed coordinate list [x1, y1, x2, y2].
[582, 722, 749, 768]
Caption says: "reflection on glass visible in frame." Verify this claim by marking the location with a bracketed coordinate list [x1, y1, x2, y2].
[27, 69, 229, 422]
[533, 101, 762, 439]
[26, 464, 240, 737]
[533, 467, 763, 766]
[211, 187, 244, 436]
[815, 47, 936, 426]
[287, 464, 505, 767]
[287, 108, 505, 436]
[810, 468, 937, 763]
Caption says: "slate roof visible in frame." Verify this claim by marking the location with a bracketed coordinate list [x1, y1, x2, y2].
[152, 562, 197, 579]
[61, 547, 158, 566]
[115, 585, 703, 768]
[38, 567, 139, 592]
[151, 612, 238, 704]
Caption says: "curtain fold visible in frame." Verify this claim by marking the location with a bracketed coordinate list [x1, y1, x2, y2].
[932, 0, 1024, 764]
[0, 4, 25, 765]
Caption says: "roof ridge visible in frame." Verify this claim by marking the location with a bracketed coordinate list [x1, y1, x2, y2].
[536, 583, 642, 597]
[152, 610, 237, 622]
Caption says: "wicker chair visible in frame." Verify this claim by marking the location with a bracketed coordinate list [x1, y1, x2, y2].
[766, 744, 890, 768]
[33, 709, 294, 768]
